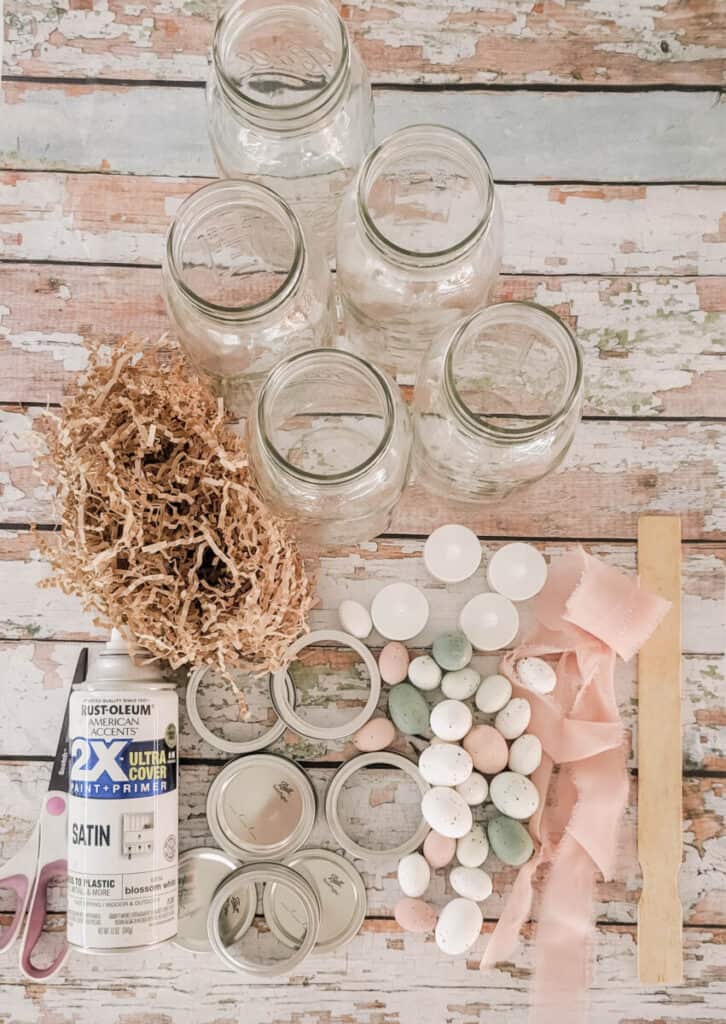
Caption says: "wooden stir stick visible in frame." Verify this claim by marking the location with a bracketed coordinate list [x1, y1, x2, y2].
[637, 515, 683, 984]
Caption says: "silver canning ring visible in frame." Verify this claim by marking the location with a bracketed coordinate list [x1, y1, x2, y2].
[186, 666, 295, 754]
[324, 751, 430, 862]
[271, 629, 381, 741]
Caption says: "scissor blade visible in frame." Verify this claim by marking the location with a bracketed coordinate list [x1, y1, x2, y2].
[48, 648, 88, 794]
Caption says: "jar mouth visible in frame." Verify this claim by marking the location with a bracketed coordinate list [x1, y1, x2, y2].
[357, 125, 496, 267]
[166, 180, 305, 321]
[257, 349, 396, 484]
[213, 0, 350, 128]
[443, 302, 584, 442]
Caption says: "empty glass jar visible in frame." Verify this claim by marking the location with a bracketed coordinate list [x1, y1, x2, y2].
[247, 349, 412, 545]
[162, 180, 335, 415]
[412, 302, 584, 501]
[336, 125, 503, 377]
[207, 0, 374, 259]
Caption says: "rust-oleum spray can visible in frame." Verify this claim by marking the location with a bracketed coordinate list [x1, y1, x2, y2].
[67, 630, 178, 952]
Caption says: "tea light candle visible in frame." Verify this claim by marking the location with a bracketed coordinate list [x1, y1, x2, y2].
[486, 542, 547, 602]
[459, 593, 519, 651]
[423, 524, 482, 584]
[371, 583, 430, 641]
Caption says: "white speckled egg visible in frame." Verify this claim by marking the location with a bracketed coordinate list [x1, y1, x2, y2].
[508, 734, 543, 776]
[516, 657, 557, 694]
[495, 697, 531, 740]
[408, 655, 442, 691]
[489, 771, 540, 820]
[337, 599, 372, 639]
[397, 852, 431, 898]
[456, 824, 489, 867]
[455, 771, 488, 806]
[449, 866, 493, 903]
[475, 674, 512, 714]
[441, 668, 481, 701]
[421, 787, 473, 839]
[419, 743, 473, 787]
[435, 898, 483, 956]
[430, 699, 473, 741]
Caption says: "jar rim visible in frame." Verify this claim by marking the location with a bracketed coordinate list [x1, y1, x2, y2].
[357, 124, 496, 267]
[165, 179, 305, 322]
[212, 0, 350, 128]
[443, 302, 584, 442]
[256, 349, 396, 485]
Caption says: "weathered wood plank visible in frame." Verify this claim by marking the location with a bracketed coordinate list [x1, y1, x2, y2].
[1, 173, 725, 275]
[3, 266, 725, 418]
[4, 82, 726, 183]
[3, 409, 725, 539]
[1, 761, 724, 928]
[4, 0, 726, 86]
[1, 534, 722, 654]
[2, 640, 723, 773]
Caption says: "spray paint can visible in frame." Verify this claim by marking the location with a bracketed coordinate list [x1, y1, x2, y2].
[67, 630, 178, 953]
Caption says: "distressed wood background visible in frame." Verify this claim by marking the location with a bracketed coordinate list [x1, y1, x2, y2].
[1, 2, 725, 1022]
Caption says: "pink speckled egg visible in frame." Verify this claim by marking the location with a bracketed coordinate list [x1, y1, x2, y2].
[423, 830, 457, 869]
[463, 725, 509, 775]
[394, 897, 437, 934]
[353, 717, 396, 752]
[378, 641, 410, 685]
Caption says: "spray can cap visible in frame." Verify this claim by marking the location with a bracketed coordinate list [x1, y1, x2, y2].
[86, 628, 169, 686]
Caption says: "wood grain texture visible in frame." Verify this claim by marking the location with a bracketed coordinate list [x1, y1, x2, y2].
[4, 81, 726, 183]
[3, 266, 725, 417]
[2, 173, 726, 275]
[3, 0, 726, 85]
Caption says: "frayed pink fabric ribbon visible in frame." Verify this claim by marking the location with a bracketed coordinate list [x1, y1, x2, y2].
[480, 547, 670, 1024]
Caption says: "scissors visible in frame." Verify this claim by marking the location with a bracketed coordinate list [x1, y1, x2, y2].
[0, 647, 87, 980]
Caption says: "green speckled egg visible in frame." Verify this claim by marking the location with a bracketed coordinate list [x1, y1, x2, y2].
[487, 814, 534, 867]
[388, 682, 429, 736]
[432, 631, 473, 672]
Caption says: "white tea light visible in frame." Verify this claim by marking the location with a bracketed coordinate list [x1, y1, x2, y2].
[487, 542, 547, 602]
[423, 524, 482, 584]
[371, 583, 430, 641]
[459, 593, 519, 651]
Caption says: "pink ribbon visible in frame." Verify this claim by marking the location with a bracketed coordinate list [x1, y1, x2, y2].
[480, 547, 670, 1023]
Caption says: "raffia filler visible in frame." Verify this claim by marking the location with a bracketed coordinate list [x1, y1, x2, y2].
[40, 336, 313, 710]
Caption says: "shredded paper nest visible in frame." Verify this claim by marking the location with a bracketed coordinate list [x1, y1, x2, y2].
[40, 336, 313, 708]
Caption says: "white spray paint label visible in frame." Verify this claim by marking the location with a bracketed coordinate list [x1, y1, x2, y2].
[67, 631, 178, 951]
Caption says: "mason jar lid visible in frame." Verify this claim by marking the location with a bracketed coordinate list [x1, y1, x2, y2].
[271, 629, 381, 741]
[262, 848, 366, 954]
[206, 754, 316, 860]
[208, 862, 321, 976]
[186, 667, 295, 755]
[324, 752, 430, 862]
[174, 847, 253, 953]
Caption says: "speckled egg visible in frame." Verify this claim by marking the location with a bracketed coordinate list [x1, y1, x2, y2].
[397, 852, 431, 898]
[408, 654, 442, 691]
[395, 897, 437, 934]
[379, 642, 409, 685]
[430, 699, 472, 741]
[352, 717, 396, 753]
[456, 824, 489, 867]
[432, 631, 473, 672]
[388, 683, 429, 736]
[421, 787, 473, 839]
[418, 743, 473, 787]
[338, 599, 372, 639]
[495, 697, 531, 740]
[508, 734, 542, 776]
[455, 771, 488, 806]
[423, 830, 457, 869]
[489, 771, 540, 820]
[449, 866, 493, 903]
[475, 674, 512, 714]
[516, 657, 557, 694]
[487, 815, 534, 867]
[441, 668, 480, 701]
[435, 898, 483, 955]
[462, 724, 509, 774]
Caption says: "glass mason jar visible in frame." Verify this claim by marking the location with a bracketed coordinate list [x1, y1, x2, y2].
[247, 349, 412, 546]
[207, 0, 374, 260]
[412, 302, 584, 501]
[336, 124, 503, 377]
[162, 179, 335, 416]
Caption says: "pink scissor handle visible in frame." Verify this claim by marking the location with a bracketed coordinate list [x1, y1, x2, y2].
[20, 858, 69, 981]
[0, 821, 39, 953]
[0, 874, 30, 952]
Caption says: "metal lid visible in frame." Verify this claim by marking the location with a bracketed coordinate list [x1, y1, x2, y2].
[174, 847, 254, 953]
[208, 862, 321, 976]
[186, 666, 295, 755]
[206, 754, 316, 861]
[263, 848, 366, 954]
[271, 629, 381, 741]
[324, 751, 430, 862]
